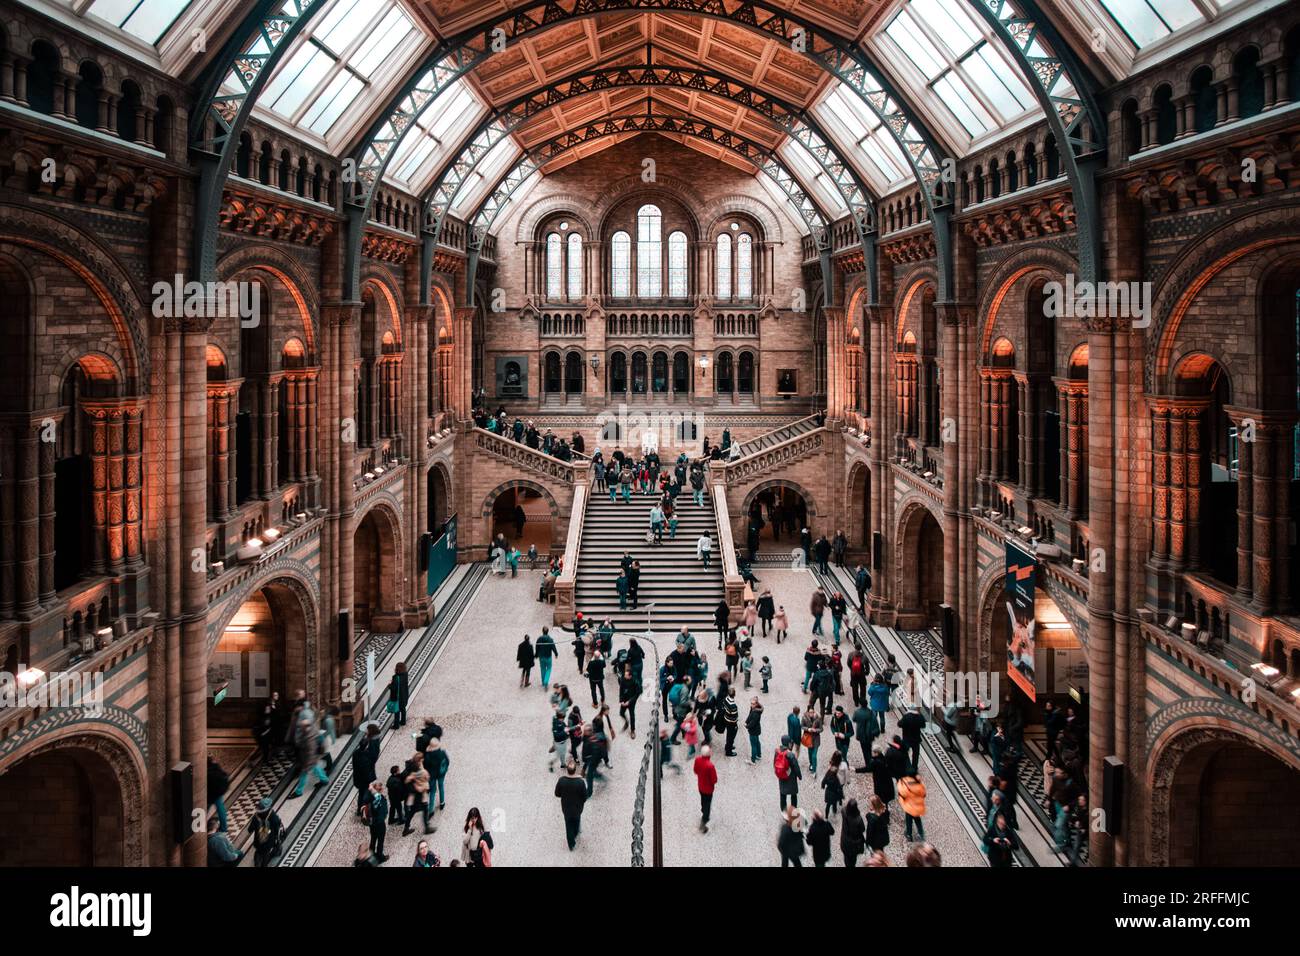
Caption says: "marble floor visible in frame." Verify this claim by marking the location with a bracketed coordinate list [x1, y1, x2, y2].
[313, 567, 987, 866]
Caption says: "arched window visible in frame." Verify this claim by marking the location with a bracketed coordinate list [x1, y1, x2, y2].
[716, 233, 732, 299]
[611, 231, 631, 298]
[636, 204, 662, 297]
[546, 233, 563, 300]
[668, 231, 688, 297]
[737, 233, 754, 299]
[567, 232, 583, 301]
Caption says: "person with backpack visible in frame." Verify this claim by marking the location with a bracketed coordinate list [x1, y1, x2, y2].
[587, 648, 607, 707]
[854, 564, 872, 614]
[363, 780, 390, 863]
[848, 650, 868, 707]
[829, 592, 847, 646]
[775, 736, 802, 811]
[745, 698, 764, 763]
[867, 744, 895, 806]
[898, 704, 927, 774]
[248, 797, 284, 868]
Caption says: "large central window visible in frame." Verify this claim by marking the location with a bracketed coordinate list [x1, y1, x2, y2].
[636, 205, 663, 298]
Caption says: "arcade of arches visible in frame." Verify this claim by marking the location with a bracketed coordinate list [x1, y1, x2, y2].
[1, 0, 1299, 871]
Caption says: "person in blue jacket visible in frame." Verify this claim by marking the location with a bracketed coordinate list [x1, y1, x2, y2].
[868, 673, 892, 736]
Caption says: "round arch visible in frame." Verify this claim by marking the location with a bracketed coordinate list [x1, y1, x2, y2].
[740, 479, 820, 527]
[1147, 718, 1300, 866]
[895, 498, 944, 629]
[0, 720, 147, 865]
[975, 246, 1079, 360]
[219, 254, 318, 356]
[480, 479, 560, 520]
[353, 500, 404, 633]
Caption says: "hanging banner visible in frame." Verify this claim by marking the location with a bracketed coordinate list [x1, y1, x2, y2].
[427, 514, 458, 596]
[1004, 540, 1037, 700]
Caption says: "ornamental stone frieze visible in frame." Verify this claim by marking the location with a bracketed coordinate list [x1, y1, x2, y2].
[220, 189, 335, 246]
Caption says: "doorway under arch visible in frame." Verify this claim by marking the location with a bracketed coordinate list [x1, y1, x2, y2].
[897, 505, 943, 629]
[1155, 730, 1300, 866]
[745, 485, 809, 554]
[0, 735, 144, 866]
[490, 485, 553, 555]
[354, 507, 401, 634]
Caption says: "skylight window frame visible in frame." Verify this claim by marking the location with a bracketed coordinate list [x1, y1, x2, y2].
[868, 0, 1043, 152]
[252, 0, 430, 150]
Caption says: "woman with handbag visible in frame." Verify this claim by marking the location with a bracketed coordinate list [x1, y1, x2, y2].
[388, 662, 409, 727]
[461, 807, 494, 867]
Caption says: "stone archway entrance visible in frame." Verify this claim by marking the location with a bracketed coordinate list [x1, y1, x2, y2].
[0, 734, 144, 866]
[897, 505, 943, 629]
[1152, 729, 1300, 866]
[354, 506, 401, 633]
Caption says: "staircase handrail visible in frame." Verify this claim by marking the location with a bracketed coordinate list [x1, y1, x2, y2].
[553, 479, 588, 624]
[470, 425, 586, 483]
[729, 411, 823, 460]
[710, 478, 746, 623]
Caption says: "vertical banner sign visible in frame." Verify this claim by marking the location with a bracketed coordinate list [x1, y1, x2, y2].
[1004, 541, 1037, 700]
[427, 514, 458, 596]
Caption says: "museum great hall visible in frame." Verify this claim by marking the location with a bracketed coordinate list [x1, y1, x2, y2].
[0, 0, 1298, 870]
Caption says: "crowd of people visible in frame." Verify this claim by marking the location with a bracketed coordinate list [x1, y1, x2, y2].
[472, 395, 584, 462]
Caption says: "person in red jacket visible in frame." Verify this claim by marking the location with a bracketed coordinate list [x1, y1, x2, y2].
[693, 745, 718, 834]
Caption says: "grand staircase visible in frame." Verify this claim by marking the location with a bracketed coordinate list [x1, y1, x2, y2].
[573, 486, 725, 634]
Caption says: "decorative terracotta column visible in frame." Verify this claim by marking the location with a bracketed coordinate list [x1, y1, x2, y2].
[123, 404, 144, 571]
[1246, 413, 1298, 615]
[978, 370, 993, 505]
[1225, 406, 1254, 600]
[205, 380, 241, 519]
[1161, 398, 1210, 571]
[1014, 373, 1030, 493]
[38, 413, 59, 602]
[14, 419, 40, 617]
[1056, 378, 1088, 517]
[258, 374, 282, 497]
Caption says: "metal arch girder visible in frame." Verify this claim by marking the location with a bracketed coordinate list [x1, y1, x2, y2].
[468, 114, 832, 243]
[419, 64, 875, 251]
[345, 0, 952, 237]
[190, 0, 331, 283]
[964, 0, 1108, 285]
[460, 113, 835, 303]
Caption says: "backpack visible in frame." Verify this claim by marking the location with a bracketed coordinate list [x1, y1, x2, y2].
[851, 655, 864, 677]
[774, 749, 792, 781]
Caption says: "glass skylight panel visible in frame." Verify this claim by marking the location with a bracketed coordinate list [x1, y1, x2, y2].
[301, 71, 364, 134]
[264, 43, 334, 118]
[352, 7, 414, 76]
[911, 0, 982, 55]
[450, 136, 520, 217]
[88, 0, 194, 45]
[886, 10, 946, 80]
[935, 73, 994, 136]
[317, 0, 370, 50]
[962, 46, 1036, 117]
[1099, 0, 1206, 47]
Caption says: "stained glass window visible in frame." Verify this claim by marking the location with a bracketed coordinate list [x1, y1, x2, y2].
[716, 234, 732, 299]
[737, 233, 753, 299]
[546, 233, 563, 300]
[636, 205, 662, 298]
[611, 231, 631, 298]
[567, 232, 583, 301]
[668, 231, 688, 297]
